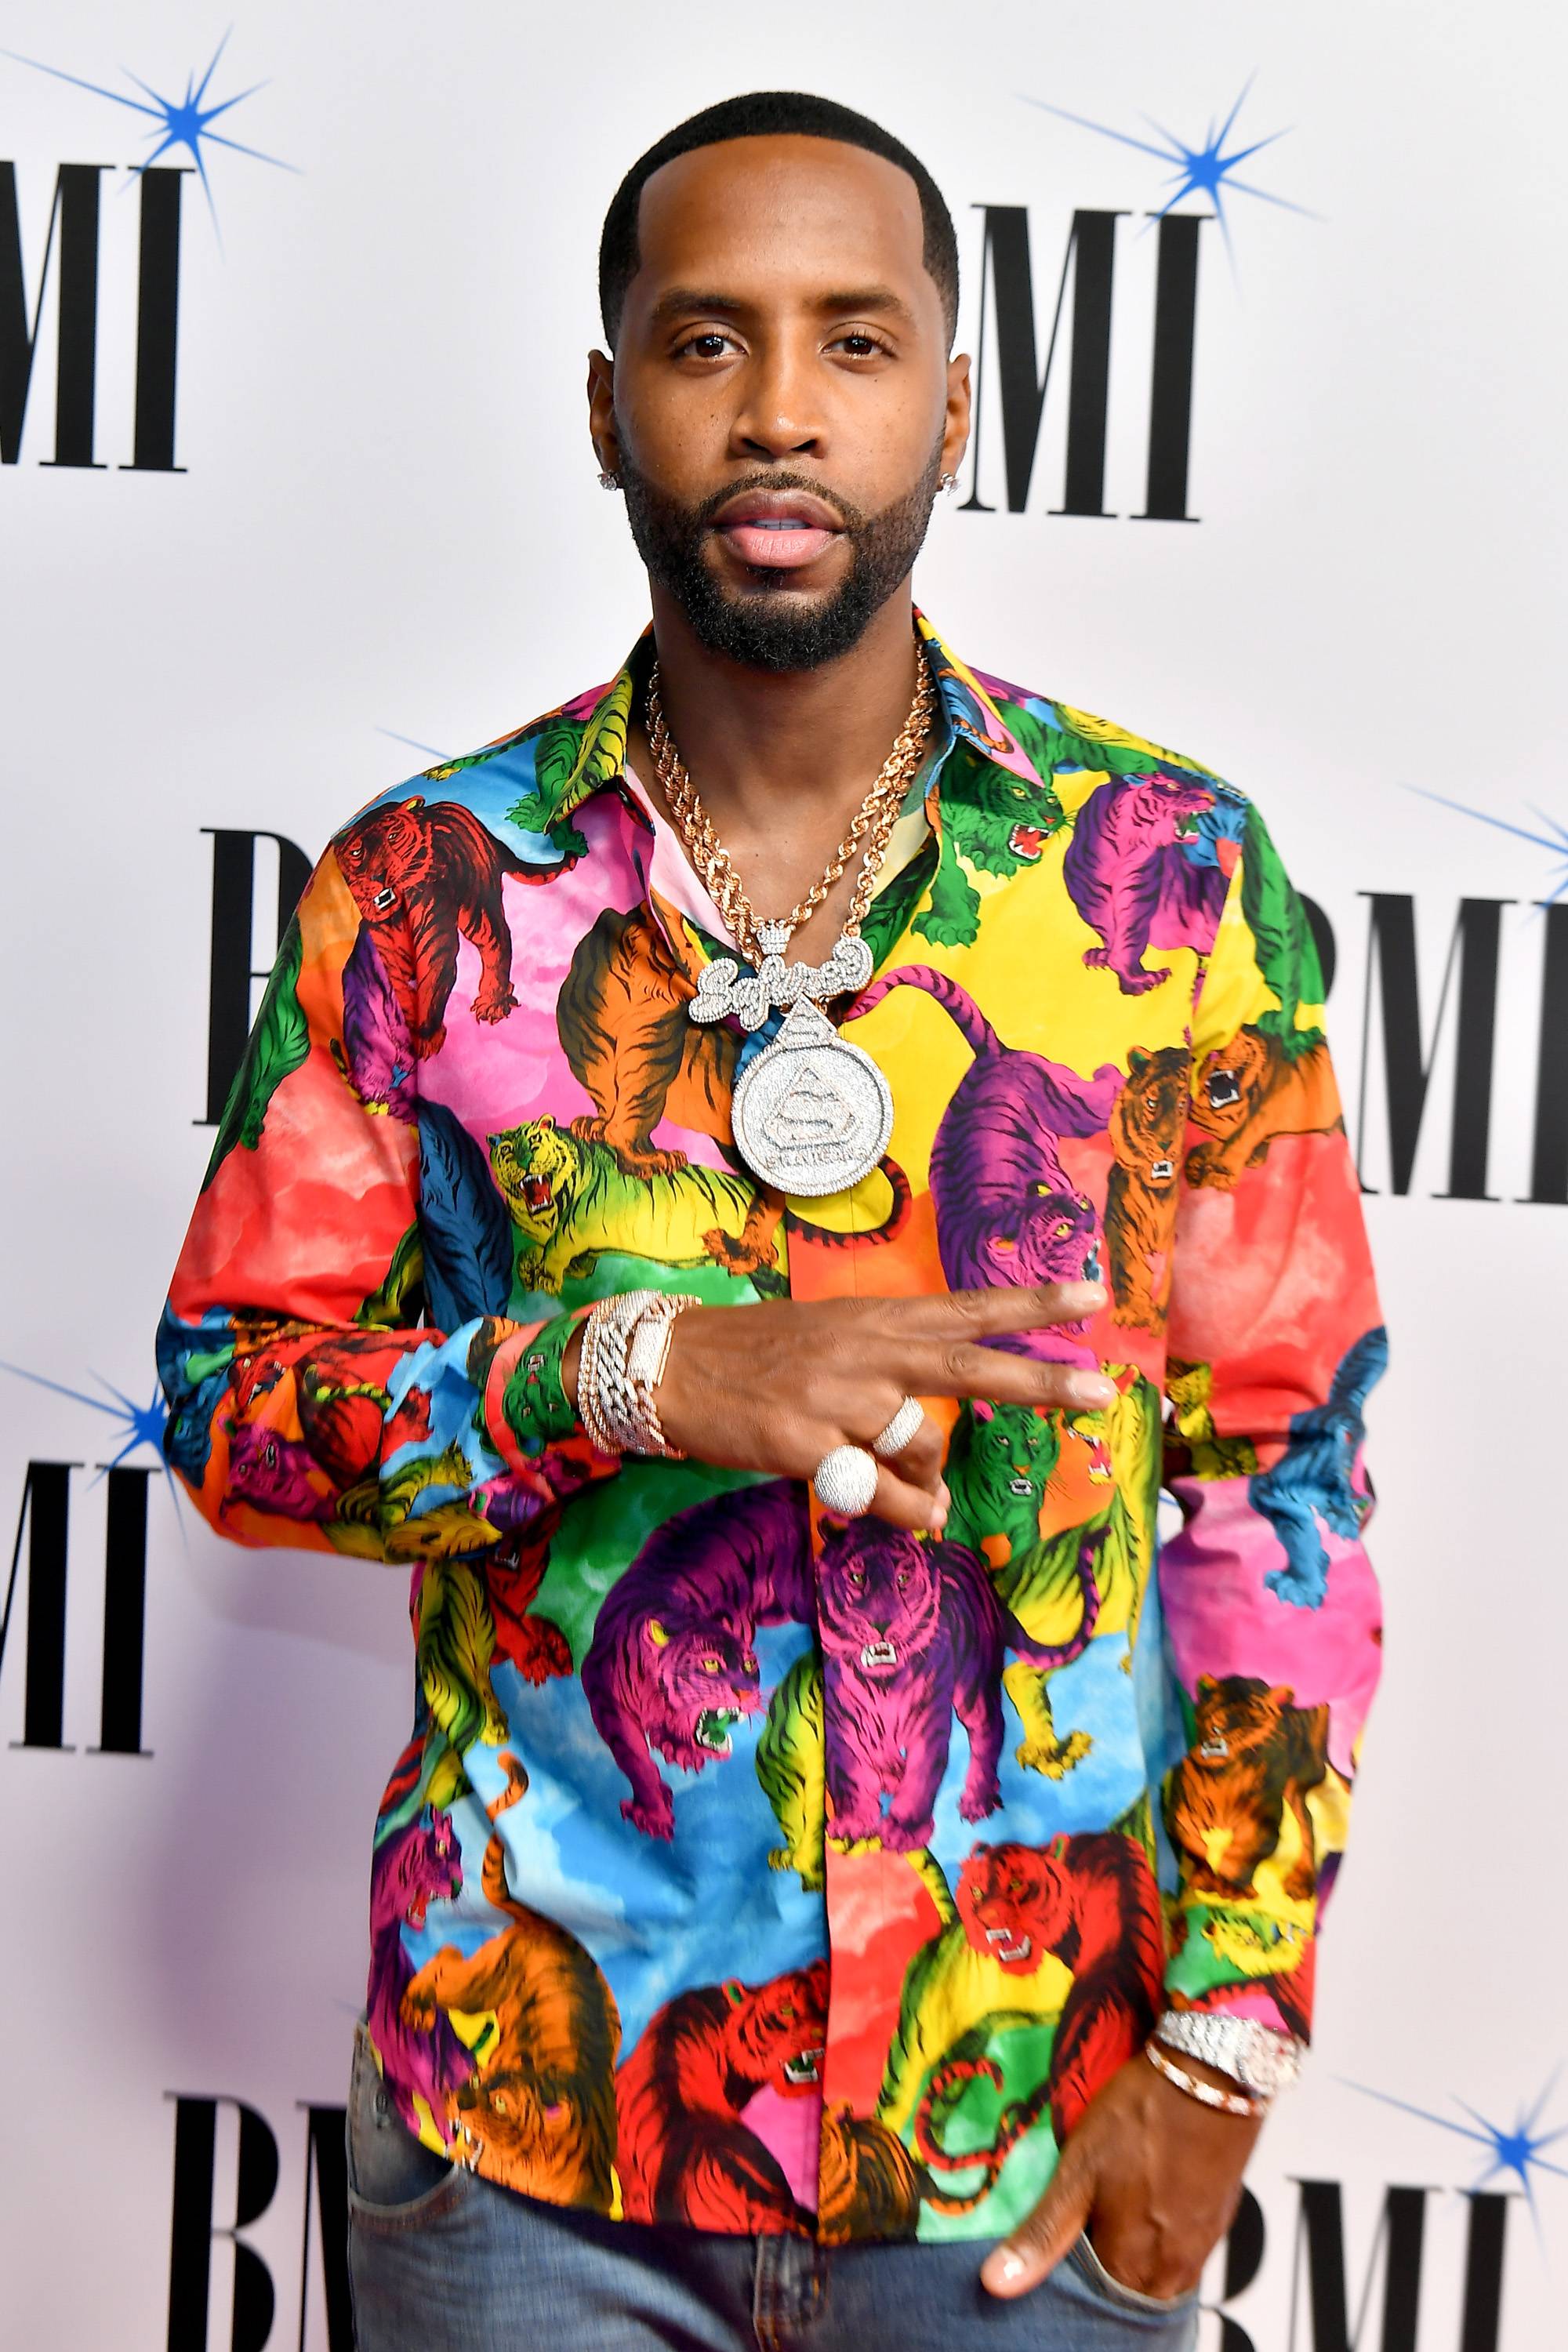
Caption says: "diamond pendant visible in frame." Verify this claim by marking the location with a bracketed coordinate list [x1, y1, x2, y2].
[730, 999, 894, 1197]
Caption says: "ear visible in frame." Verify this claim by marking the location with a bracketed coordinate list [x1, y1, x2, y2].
[1267, 1683, 1295, 1709]
[401, 797, 422, 812]
[586, 346, 621, 480]
[942, 347, 972, 488]
[644, 1619, 669, 1648]
[971, 1398, 993, 1423]
[1196, 1675, 1218, 1700]
[1128, 1047, 1149, 1075]
[722, 1979, 746, 2009]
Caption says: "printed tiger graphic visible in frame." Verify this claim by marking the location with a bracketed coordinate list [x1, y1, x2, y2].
[1164, 1675, 1331, 1904]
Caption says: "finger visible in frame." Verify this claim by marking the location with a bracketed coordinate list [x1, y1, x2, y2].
[867, 1459, 949, 1534]
[980, 2146, 1094, 2299]
[885, 1281, 1107, 1339]
[898, 1339, 1116, 1414]
[847, 1399, 946, 1493]
[881, 1416, 946, 1496]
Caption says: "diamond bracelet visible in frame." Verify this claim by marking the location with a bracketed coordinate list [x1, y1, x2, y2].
[1153, 2009, 1303, 2103]
[577, 1290, 698, 1460]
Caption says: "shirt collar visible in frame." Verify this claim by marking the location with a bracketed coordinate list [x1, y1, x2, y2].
[524, 608, 1045, 837]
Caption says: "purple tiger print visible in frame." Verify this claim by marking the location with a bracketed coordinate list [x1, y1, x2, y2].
[851, 966, 1120, 1364]
[336, 924, 418, 1118]
[366, 1809, 470, 2135]
[1061, 771, 1223, 996]
[818, 1520, 1101, 1853]
[582, 1481, 814, 1840]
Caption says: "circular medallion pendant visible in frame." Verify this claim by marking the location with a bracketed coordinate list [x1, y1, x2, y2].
[730, 1000, 894, 1197]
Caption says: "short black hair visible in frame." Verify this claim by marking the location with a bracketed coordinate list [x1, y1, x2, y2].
[598, 91, 959, 350]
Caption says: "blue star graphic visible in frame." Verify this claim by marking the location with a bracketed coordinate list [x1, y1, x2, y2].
[1408, 786, 1568, 906]
[2, 27, 297, 240]
[376, 729, 451, 763]
[1347, 2074, 1568, 2234]
[1021, 77, 1311, 253]
[0, 1361, 180, 1510]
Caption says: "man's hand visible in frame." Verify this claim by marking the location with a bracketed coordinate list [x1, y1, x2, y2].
[565, 1281, 1113, 1530]
[978, 2051, 1261, 2303]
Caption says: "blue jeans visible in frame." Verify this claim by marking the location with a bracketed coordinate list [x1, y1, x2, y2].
[345, 2024, 1198, 2350]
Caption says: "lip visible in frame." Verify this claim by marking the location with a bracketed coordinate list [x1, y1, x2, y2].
[713, 488, 844, 572]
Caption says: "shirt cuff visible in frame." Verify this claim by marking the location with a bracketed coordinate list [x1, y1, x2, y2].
[482, 1310, 590, 1475]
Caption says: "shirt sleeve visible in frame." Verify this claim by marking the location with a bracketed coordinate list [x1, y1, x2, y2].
[1156, 801, 1386, 2043]
[156, 841, 616, 1563]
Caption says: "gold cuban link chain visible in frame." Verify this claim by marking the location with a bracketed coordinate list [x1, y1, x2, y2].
[645, 652, 936, 965]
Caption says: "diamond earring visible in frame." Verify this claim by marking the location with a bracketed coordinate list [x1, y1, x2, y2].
[597, 469, 622, 492]
[939, 470, 959, 497]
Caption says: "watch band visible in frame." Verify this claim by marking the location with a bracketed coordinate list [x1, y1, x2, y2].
[1145, 2042, 1267, 2120]
[1154, 2009, 1303, 2100]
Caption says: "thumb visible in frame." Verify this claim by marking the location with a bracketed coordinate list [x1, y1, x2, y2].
[979, 2145, 1094, 2299]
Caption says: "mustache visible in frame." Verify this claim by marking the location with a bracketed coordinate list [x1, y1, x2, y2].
[688, 469, 870, 535]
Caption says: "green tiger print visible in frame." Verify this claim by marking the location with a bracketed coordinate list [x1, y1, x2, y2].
[415, 1554, 507, 1805]
[757, 1652, 826, 1893]
[913, 764, 1067, 950]
[487, 1115, 781, 1298]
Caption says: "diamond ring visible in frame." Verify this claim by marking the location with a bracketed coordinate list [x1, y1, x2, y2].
[812, 1443, 880, 1517]
[872, 1397, 924, 1459]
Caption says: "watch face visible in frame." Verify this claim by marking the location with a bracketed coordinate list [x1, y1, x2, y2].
[1240, 2036, 1301, 2097]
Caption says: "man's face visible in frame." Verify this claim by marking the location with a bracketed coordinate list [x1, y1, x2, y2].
[590, 135, 970, 671]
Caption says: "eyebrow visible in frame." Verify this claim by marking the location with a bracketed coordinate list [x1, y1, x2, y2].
[647, 284, 918, 327]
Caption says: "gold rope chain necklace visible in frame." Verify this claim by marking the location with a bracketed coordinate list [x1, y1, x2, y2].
[645, 652, 935, 968]
[644, 648, 937, 1199]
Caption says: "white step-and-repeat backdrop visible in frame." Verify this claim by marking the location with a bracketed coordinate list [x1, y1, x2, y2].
[3, 3, 1563, 2344]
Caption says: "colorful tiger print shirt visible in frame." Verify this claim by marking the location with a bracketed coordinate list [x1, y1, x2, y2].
[157, 612, 1385, 2246]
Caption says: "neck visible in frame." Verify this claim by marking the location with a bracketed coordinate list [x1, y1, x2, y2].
[637, 586, 920, 839]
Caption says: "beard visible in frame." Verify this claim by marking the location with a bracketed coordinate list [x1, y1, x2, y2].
[618, 439, 946, 673]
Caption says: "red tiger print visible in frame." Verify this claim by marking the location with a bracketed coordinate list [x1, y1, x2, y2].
[916, 1833, 1166, 2208]
[336, 796, 575, 1059]
[615, 1960, 829, 2234]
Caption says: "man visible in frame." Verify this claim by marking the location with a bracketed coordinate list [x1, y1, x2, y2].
[158, 90, 1384, 2351]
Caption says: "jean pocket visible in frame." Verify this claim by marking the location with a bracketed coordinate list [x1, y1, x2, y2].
[345, 2020, 472, 2231]
[1071, 2229, 1200, 2317]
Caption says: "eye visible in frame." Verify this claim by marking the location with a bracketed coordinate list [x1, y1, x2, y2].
[701, 1655, 723, 1673]
[827, 329, 891, 358]
[673, 328, 742, 361]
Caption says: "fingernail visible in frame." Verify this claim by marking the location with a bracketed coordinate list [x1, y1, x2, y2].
[1069, 1373, 1116, 1407]
[983, 2247, 1032, 2293]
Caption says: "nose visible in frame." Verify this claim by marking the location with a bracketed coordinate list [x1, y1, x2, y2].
[730, 329, 826, 463]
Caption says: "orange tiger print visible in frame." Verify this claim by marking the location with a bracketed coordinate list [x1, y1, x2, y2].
[818, 2104, 931, 2244]
[1185, 1027, 1343, 1190]
[1164, 1674, 1330, 1904]
[1104, 1044, 1190, 1327]
[337, 796, 573, 1059]
[557, 905, 740, 1174]
[399, 1754, 622, 2208]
